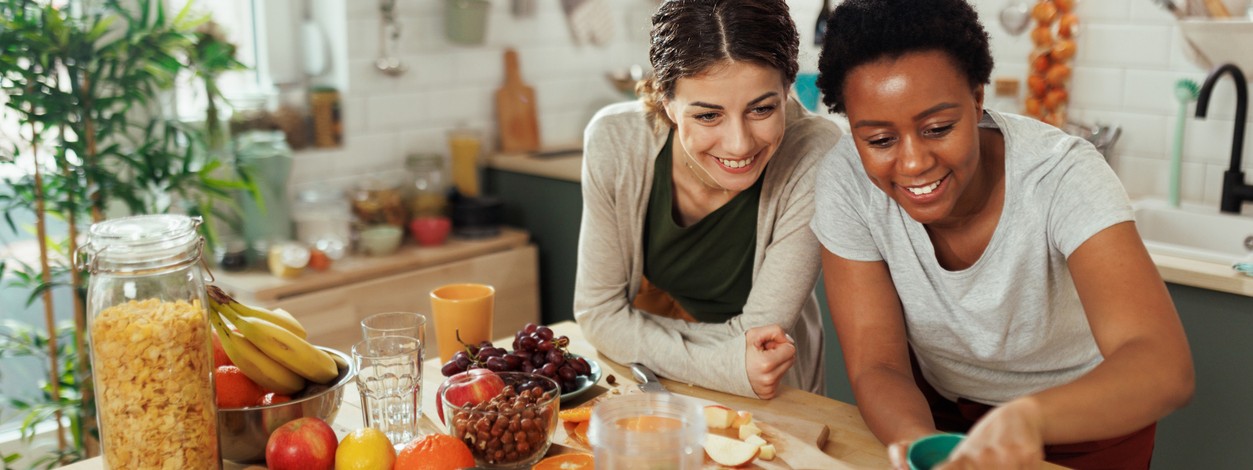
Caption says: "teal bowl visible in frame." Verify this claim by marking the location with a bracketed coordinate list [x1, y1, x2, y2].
[907, 433, 964, 470]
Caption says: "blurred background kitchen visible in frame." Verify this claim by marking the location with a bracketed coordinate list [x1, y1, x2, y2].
[2, 0, 1251, 468]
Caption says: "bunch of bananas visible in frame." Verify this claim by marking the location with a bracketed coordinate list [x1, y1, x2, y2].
[206, 285, 346, 394]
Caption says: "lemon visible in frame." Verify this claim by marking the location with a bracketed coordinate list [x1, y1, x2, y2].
[335, 427, 396, 470]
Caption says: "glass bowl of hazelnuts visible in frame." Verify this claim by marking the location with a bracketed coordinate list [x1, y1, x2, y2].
[439, 370, 561, 469]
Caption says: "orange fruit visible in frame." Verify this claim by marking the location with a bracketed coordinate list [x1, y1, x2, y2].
[215, 365, 266, 409]
[336, 427, 396, 470]
[533, 452, 594, 470]
[307, 249, 332, 271]
[212, 333, 232, 367]
[259, 392, 292, 406]
[559, 406, 592, 423]
[395, 433, 476, 470]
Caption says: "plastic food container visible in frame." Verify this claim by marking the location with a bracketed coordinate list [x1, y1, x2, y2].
[587, 393, 706, 470]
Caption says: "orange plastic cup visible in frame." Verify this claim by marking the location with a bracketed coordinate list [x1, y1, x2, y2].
[430, 283, 495, 362]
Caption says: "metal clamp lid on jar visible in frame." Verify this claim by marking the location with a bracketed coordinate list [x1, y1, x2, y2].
[74, 214, 206, 275]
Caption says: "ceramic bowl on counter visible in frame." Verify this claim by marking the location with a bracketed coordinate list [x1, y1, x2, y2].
[359, 225, 403, 256]
[217, 347, 355, 464]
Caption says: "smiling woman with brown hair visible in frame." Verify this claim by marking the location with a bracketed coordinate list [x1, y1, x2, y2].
[573, 0, 842, 399]
[811, 0, 1193, 468]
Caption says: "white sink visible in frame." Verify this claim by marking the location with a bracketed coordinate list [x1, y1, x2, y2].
[1132, 199, 1253, 266]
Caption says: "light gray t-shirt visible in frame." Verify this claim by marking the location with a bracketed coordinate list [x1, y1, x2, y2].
[811, 109, 1133, 405]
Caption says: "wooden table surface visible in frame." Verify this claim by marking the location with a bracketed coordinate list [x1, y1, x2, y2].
[62, 320, 1062, 469]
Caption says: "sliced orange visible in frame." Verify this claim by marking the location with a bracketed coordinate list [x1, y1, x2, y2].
[533, 452, 594, 470]
[559, 406, 593, 423]
[569, 420, 590, 448]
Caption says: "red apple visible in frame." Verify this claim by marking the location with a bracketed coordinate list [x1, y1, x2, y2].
[265, 417, 337, 470]
[437, 368, 506, 424]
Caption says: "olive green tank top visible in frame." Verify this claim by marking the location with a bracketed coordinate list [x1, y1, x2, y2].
[643, 132, 761, 323]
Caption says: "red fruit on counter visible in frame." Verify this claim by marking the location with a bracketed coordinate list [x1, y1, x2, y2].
[259, 392, 293, 406]
[437, 368, 506, 424]
[212, 333, 232, 367]
[265, 417, 338, 470]
[215, 365, 266, 409]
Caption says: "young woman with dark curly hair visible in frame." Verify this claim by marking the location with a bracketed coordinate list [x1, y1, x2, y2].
[573, 0, 842, 399]
[811, 0, 1193, 468]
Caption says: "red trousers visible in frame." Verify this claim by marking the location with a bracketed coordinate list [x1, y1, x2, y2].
[912, 361, 1156, 469]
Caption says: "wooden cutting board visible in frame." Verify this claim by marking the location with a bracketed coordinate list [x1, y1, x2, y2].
[495, 48, 541, 153]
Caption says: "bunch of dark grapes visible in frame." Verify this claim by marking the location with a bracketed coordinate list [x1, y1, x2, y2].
[439, 323, 594, 394]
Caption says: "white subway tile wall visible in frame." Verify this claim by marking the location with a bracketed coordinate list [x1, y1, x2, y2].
[294, 0, 1252, 208]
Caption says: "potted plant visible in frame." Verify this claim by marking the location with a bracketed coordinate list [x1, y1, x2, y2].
[0, 0, 254, 466]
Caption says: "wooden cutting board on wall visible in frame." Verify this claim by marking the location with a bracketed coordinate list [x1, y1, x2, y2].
[495, 48, 541, 153]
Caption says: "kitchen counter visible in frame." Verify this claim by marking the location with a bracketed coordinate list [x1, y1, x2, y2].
[211, 227, 531, 303]
[488, 151, 582, 183]
[60, 321, 1076, 469]
[1150, 252, 1253, 298]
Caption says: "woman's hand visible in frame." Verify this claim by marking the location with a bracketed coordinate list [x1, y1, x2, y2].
[936, 398, 1045, 470]
[744, 325, 796, 399]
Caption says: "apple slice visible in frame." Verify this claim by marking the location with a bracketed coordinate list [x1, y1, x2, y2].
[704, 433, 761, 467]
[703, 405, 737, 430]
[738, 422, 762, 440]
[738, 421, 763, 440]
[731, 410, 754, 427]
[743, 434, 768, 448]
[758, 444, 777, 461]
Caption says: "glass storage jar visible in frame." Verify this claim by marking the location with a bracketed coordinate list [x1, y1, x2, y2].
[78, 214, 220, 469]
[405, 153, 449, 218]
[292, 186, 352, 259]
[350, 172, 407, 228]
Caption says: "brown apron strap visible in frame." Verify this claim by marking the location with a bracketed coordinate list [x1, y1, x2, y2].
[632, 276, 698, 323]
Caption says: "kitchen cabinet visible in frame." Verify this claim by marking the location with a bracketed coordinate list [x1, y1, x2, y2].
[1152, 283, 1253, 469]
[211, 228, 539, 357]
[485, 158, 583, 325]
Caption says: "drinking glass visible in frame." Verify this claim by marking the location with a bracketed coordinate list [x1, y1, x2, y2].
[361, 311, 427, 346]
[430, 283, 494, 362]
[352, 336, 423, 447]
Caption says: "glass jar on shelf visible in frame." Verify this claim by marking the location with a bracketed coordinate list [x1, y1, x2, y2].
[351, 172, 408, 229]
[77, 214, 220, 469]
[292, 186, 352, 260]
[405, 153, 449, 218]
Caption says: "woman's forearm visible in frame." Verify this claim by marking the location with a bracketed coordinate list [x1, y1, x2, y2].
[852, 364, 939, 445]
[1029, 336, 1194, 444]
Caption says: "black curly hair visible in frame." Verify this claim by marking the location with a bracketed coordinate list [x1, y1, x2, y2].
[639, 0, 799, 130]
[815, 0, 993, 114]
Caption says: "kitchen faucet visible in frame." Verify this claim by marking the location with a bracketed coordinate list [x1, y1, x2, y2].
[1195, 63, 1250, 214]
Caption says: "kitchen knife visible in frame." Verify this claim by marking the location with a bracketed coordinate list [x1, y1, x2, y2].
[629, 362, 669, 394]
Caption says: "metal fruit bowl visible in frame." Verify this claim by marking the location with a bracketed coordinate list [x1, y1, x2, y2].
[216, 347, 355, 464]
